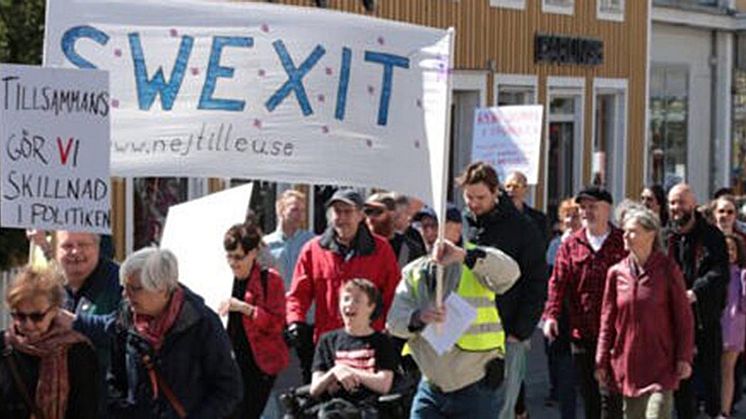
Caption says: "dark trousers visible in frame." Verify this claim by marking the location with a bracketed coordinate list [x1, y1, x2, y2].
[571, 340, 622, 419]
[235, 351, 277, 419]
[674, 326, 722, 419]
[296, 324, 316, 385]
[551, 340, 577, 419]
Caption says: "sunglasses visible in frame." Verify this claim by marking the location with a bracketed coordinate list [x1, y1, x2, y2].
[11, 307, 52, 323]
[363, 207, 385, 217]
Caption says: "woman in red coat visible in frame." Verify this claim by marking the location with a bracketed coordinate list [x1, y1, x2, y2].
[219, 217, 289, 419]
[596, 207, 694, 419]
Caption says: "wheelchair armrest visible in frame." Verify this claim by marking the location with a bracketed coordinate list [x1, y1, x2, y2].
[293, 384, 312, 397]
[378, 392, 403, 404]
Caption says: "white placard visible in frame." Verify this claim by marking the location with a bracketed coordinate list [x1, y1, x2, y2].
[160, 183, 253, 318]
[0, 64, 111, 233]
[44, 0, 453, 207]
[421, 292, 477, 356]
[471, 105, 544, 185]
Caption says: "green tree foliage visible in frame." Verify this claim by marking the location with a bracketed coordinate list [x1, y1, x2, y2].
[0, 0, 46, 269]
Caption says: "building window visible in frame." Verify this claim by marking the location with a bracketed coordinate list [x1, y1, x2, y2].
[489, 0, 526, 10]
[649, 64, 689, 190]
[542, 0, 574, 15]
[593, 79, 628, 204]
[598, 0, 624, 22]
[497, 85, 536, 106]
[731, 69, 746, 194]
[132, 177, 188, 249]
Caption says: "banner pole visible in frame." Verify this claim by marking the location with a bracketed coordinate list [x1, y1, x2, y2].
[436, 27, 456, 321]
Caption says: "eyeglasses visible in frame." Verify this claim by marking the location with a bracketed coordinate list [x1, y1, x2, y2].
[363, 207, 385, 217]
[717, 209, 735, 215]
[11, 307, 52, 323]
[226, 252, 249, 262]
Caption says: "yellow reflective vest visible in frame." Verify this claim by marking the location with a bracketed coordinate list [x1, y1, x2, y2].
[407, 255, 505, 355]
[454, 264, 505, 353]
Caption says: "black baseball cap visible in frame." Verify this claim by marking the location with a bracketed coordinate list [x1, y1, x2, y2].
[413, 206, 438, 223]
[445, 203, 462, 223]
[326, 189, 364, 209]
[575, 186, 613, 205]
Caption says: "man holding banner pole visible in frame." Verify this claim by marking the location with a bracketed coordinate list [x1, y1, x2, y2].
[458, 161, 547, 419]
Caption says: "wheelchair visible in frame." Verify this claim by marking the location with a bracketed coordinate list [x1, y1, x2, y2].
[279, 370, 418, 419]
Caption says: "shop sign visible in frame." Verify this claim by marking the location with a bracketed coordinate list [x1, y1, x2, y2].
[535, 33, 603, 66]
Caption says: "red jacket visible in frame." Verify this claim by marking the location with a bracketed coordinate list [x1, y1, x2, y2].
[596, 251, 695, 397]
[241, 266, 289, 375]
[543, 226, 627, 341]
[286, 224, 400, 342]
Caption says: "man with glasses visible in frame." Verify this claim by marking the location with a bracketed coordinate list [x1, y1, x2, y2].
[365, 192, 425, 268]
[56, 230, 121, 418]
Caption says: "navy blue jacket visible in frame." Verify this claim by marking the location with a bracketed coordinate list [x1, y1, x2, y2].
[76, 285, 242, 419]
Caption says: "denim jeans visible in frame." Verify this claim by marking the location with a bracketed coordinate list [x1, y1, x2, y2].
[410, 378, 498, 419]
[498, 340, 529, 419]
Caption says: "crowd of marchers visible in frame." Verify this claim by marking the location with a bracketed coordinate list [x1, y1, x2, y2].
[1, 161, 744, 419]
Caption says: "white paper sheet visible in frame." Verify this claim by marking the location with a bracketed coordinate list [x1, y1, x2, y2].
[421, 292, 477, 356]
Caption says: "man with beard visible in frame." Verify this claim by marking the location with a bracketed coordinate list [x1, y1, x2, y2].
[458, 162, 547, 419]
[666, 184, 729, 419]
[365, 192, 426, 268]
[542, 186, 625, 419]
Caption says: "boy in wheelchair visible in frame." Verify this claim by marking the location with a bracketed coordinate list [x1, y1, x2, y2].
[282, 278, 404, 419]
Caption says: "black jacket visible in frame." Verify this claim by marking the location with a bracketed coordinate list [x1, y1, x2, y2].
[464, 194, 548, 341]
[522, 205, 550, 249]
[76, 286, 243, 419]
[0, 338, 99, 419]
[666, 213, 729, 330]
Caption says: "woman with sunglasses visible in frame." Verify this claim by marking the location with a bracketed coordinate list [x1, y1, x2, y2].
[0, 267, 98, 419]
[220, 215, 289, 419]
[711, 195, 746, 245]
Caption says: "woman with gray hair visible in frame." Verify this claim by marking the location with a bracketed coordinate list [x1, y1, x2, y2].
[595, 208, 695, 418]
[75, 247, 243, 419]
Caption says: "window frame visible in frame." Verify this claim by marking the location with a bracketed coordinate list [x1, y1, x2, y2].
[542, 0, 575, 16]
[597, 0, 625, 22]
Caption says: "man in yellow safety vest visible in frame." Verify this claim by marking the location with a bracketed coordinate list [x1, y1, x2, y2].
[387, 204, 521, 418]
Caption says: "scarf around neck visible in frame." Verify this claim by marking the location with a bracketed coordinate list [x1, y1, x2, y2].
[133, 286, 185, 352]
[5, 312, 90, 419]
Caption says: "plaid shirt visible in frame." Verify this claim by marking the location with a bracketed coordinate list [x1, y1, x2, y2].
[543, 226, 627, 342]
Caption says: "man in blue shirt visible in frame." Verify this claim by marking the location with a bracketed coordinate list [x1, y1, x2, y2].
[264, 189, 316, 288]
[263, 189, 317, 416]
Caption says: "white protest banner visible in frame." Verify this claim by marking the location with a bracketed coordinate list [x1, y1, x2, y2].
[471, 105, 544, 185]
[160, 183, 253, 318]
[44, 0, 453, 206]
[0, 64, 111, 233]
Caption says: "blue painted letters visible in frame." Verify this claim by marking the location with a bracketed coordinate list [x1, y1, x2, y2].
[61, 26, 110, 69]
[265, 40, 325, 116]
[334, 47, 352, 121]
[198, 36, 253, 111]
[129, 32, 193, 111]
[364, 51, 409, 126]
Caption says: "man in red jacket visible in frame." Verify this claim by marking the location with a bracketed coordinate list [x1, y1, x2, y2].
[285, 189, 401, 375]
